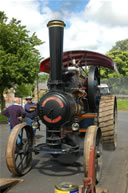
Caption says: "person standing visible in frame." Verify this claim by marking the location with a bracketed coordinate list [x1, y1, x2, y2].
[24, 96, 37, 136]
[2, 98, 26, 132]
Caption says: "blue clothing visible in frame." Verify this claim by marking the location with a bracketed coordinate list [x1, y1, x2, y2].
[2, 104, 26, 128]
[25, 117, 34, 126]
[2, 104, 25, 144]
[9, 125, 13, 132]
[8, 118, 12, 132]
[25, 117, 36, 136]
[24, 102, 37, 120]
[24, 102, 37, 137]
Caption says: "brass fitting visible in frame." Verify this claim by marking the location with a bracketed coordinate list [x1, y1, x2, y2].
[47, 20, 66, 28]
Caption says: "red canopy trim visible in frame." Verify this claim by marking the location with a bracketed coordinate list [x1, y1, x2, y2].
[40, 50, 118, 73]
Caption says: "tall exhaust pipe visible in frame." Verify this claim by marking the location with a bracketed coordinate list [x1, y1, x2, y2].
[47, 20, 66, 90]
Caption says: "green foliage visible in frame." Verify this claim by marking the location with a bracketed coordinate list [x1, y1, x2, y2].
[15, 83, 34, 98]
[0, 11, 43, 89]
[101, 51, 128, 79]
[0, 11, 44, 110]
[38, 73, 49, 83]
[100, 39, 128, 79]
[107, 50, 128, 76]
[0, 114, 8, 123]
[110, 39, 128, 52]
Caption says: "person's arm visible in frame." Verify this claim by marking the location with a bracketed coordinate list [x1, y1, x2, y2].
[24, 104, 30, 112]
[18, 107, 26, 121]
[24, 103, 37, 112]
[29, 105, 37, 111]
[2, 108, 9, 117]
[21, 107, 26, 118]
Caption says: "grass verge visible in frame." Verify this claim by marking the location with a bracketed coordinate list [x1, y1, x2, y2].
[117, 99, 128, 111]
[0, 114, 8, 123]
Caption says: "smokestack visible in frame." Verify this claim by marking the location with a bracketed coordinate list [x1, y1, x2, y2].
[47, 20, 66, 90]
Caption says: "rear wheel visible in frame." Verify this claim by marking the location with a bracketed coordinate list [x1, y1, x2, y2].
[6, 123, 34, 176]
[83, 125, 103, 183]
[98, 95, 117, 150]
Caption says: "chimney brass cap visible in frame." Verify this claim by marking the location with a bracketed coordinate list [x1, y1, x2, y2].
[47, 20, 66, 28]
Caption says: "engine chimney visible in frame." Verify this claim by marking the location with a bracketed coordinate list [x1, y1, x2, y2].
[47, 20, 66, 90]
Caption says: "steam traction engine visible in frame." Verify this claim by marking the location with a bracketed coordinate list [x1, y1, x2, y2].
[5, 20, 117, 183]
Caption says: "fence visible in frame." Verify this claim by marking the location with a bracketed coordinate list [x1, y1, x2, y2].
[101, 76, 128, 99]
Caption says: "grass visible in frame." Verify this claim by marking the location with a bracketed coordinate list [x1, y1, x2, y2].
[117, 99, 128, 111]
[0, 114, 8, 123]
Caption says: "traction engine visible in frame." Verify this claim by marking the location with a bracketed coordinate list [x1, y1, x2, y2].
[5, 20, 118, 183]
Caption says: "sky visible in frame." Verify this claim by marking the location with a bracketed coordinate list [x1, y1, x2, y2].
[1, 0, 128, 59]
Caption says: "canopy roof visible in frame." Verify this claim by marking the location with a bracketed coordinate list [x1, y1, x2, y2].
[40, 50, 118, 73]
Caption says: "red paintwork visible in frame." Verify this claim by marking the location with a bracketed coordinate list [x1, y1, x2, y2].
[43, 115, 62, 123]
[41, 97, 64, 108]
[40, 50, 116, 73]
[82, 146, 96, 193]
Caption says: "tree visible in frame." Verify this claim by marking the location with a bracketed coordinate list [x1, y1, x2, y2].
[107, 50, 128, 76]
[100, 50, 128, 79]
[15, 83, 34, 98]
[38, 73, 49, 83]
[0, 11, 43, 111]
[100, 40, 128, 95]
[110, 39, 128, 52]
[100, 38, 128, 79]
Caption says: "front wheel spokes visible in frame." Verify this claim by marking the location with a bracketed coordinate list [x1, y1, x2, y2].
[15, 152, 20, 162]
[95, 142, 102, 181]
[15, 128, 31, 171]
[16, 128, 28, 150]
[17, 153, 26, 170]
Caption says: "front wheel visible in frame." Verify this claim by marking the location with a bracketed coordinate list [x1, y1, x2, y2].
[83, 125, 103, 183]
[6, 123, 34, 176]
